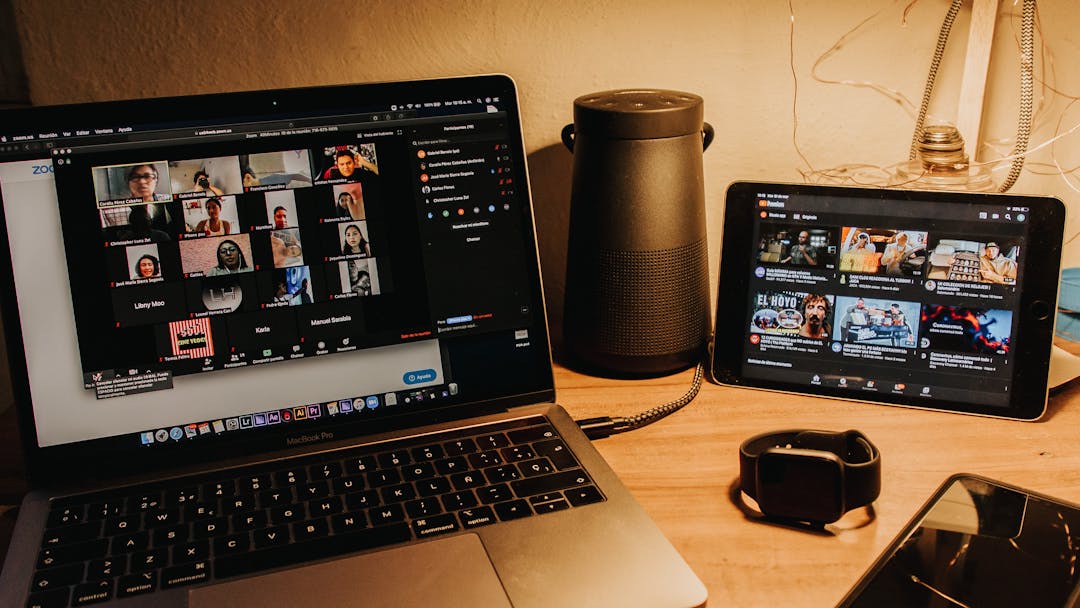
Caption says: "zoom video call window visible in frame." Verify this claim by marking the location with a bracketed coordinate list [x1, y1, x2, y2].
[48, 110, 535, 410]
[0, 81, 547, 450]
[56, 142, 413, 387]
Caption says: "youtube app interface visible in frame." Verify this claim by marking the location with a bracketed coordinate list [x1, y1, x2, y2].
[742, 188, 1029, 408]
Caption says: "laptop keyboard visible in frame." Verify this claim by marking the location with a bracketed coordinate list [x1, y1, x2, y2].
[26, 417, 605, 608]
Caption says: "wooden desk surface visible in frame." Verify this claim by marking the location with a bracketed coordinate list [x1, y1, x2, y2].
[553, 363, 1080, 607]
[2, 364, 1080, 606]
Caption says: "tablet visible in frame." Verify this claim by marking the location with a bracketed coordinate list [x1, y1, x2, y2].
[711, 181, 1065, 420]
[836, 473, 1080, 607]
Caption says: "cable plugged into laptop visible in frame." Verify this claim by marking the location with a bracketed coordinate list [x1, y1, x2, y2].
[576, 416, 631, 440]
[577, 363, 705, 440]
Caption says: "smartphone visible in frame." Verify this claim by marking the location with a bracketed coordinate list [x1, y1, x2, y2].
[837, 473, 1080, 607]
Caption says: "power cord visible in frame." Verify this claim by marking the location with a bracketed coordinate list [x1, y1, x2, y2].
[576, 362, 705, 440]
[910, 0, 1036, 192]
[997, 0, 1035, 193]
[909, 0, 964, 162]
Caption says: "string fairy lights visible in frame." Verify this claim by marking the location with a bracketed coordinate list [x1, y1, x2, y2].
[787, 0, 1080, 196]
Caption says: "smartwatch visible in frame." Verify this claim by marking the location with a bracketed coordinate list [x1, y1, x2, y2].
[739, 429, 881, 524]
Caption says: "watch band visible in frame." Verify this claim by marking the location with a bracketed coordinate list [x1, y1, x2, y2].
[740, 429, 881, 515]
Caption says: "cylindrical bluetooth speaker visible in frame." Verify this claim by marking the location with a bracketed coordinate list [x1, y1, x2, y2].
[561, 89, 712, 377]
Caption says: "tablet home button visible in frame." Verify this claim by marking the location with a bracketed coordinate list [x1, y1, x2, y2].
[1030, 300, 1051, 321]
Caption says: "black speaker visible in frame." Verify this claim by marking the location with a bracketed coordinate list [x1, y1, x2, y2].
[561, 89, 712, 377]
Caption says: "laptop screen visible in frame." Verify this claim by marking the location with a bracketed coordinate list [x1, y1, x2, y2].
[0, 76, 553, 475]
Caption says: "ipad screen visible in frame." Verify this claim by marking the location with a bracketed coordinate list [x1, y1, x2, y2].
[713, 182, 1065, 419]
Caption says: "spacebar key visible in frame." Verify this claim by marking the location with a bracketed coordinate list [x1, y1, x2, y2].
[214, 524, 412, 578]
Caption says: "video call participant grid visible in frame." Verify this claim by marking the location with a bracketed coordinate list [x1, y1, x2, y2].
[79, 143, 394, 373]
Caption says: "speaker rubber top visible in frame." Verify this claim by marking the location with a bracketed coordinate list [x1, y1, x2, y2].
[572, 89, 704, 140]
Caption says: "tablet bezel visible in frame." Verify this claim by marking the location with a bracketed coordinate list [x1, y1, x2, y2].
[710, 181, 1065, 421]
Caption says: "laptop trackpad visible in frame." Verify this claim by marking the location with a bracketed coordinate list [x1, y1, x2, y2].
[188, 533, 512, 607]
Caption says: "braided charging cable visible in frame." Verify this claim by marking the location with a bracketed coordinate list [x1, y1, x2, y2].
[997, 0, 1036, 192]
[577, 362, 705, 439]
[618, 362, 705, 431]
[910, 0, 1037, 191]
[910, 0, 965, 161]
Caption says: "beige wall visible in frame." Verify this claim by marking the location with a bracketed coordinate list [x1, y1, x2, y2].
[13, 0, 1080, 343]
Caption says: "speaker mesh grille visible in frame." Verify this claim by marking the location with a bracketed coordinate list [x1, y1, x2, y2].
[596, 239, 709, 356]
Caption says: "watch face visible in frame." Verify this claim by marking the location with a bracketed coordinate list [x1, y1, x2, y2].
[756, 449, 845, 523]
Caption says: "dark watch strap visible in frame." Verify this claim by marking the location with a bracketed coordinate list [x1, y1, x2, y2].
[740, 429, 881, 511]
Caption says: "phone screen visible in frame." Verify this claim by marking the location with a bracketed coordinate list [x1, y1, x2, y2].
[839, 475, 1080, 607]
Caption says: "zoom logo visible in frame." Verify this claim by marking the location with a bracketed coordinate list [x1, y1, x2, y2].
[31, 165, 54, 175]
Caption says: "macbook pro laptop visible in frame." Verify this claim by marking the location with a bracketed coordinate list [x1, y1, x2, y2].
[0, 75, 706, 608]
